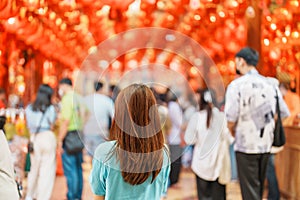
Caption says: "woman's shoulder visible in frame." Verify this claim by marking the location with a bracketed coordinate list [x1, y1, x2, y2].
[25, 103, 32, 110]
[47, 105, 56, 112]
[25, 104, 34, 114]
[94, 140, 117, 161]
[212, 107, 225, 117]
[193, 110, 206, 119]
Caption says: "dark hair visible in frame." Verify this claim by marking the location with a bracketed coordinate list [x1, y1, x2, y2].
[198, 88, 213, 128]
[235, 47, 259, 66]
[166, 88, 177, 102]
[59, 78, 72, 86]
[109, 84, 116, 92]
[109, 84, 165, 185]
[109, 84, 120, 101]
[0, 116, 6, 130]
[32, 84, 53, 112]
[94, 81, 104, 92]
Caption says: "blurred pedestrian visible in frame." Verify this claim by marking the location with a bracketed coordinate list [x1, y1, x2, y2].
[25, 84, 57, 200]
[279, 82, 300, 126]
[83, 81, 114, 156]
[265, 77, 285, 200]
[90, 84, 170, 200]
[224, 47, 290, 200]
[185, 89, 233, 200]
[0, 87, 7, 109]
[166, 89, 185, 187]
[57, 78, 88, 200]
[108, 83, 120, 102]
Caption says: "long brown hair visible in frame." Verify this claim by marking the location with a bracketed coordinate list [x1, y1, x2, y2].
[109, 84, 166, 185]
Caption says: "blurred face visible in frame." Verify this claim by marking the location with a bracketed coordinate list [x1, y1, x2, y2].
[58, 84, 66, 97]
[279, 85, 287, 96]
[235, 57, 247, 75]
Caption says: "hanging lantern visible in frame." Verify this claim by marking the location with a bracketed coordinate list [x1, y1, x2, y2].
[0, 0, 19, 20]
[269, 48, 281, 61]
[246, 6, 255, 18]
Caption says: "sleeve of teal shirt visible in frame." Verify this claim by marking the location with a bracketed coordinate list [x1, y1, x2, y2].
[162, 149, 171, 194]
[61, 95, 73, 121]
[90, 158, 106, 196]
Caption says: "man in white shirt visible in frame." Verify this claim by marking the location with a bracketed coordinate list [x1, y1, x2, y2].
[224, 47, 290, 200]
[83, 81, 115, 156]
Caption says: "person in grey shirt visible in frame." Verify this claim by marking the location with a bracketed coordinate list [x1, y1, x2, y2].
[83, 81, 114, 156]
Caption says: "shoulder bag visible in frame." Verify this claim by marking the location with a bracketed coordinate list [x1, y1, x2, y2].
[63, 130, 84, 154]
[63, 96, 84, 154]
[272, 89, 286, 147]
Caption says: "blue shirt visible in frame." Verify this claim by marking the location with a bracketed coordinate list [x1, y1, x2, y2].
[90, 141, 170, 200]
[25, 105, 57, 133]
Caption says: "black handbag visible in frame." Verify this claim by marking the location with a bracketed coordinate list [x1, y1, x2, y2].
[63, 130, 84, 154]
[273, 90, 286, 147]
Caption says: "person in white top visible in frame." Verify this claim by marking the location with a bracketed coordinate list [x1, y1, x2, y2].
[0, 119, 19, 200]
[166, 89, 184, 187]
[224, 47, 290, 200]
[185, 89, 233, 200]
[83, 81, 115, 156]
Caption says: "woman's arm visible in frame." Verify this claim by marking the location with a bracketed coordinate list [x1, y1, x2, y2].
[94, 195, 105, 200]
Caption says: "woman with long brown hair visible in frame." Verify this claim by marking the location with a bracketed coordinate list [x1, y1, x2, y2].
[90, 84, 170, 200]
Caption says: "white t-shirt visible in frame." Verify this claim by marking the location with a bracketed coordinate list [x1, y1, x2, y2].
[83, 93, 114, 139]
[225, 69, 290, 154]
[185, 108, 232, 181]
[167, 101, 183, 145]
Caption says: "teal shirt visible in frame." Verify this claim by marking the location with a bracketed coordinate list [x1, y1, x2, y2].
[90, 141, 170, 200]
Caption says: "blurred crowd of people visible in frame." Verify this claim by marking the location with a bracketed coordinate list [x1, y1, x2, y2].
[0, 46, 299, 200]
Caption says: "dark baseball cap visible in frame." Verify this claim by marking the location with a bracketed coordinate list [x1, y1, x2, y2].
[59, 78, 73, 86]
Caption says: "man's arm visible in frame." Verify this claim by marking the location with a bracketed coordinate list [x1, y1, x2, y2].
[227, 121, 236, 137]
[224, 83, 239, 138]
[58, 119, 69, 152]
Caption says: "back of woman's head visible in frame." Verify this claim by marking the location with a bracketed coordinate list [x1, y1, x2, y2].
[109, 84, 165, 185]
[32, 84, 53, 112]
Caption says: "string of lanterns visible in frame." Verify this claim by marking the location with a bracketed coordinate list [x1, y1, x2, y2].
[0, 0, 299, 86]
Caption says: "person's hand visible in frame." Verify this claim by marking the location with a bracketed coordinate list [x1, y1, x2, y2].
[180, 139, 186, 148]
[57, 140, 64, 154]
[180, 132, 186, 147]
